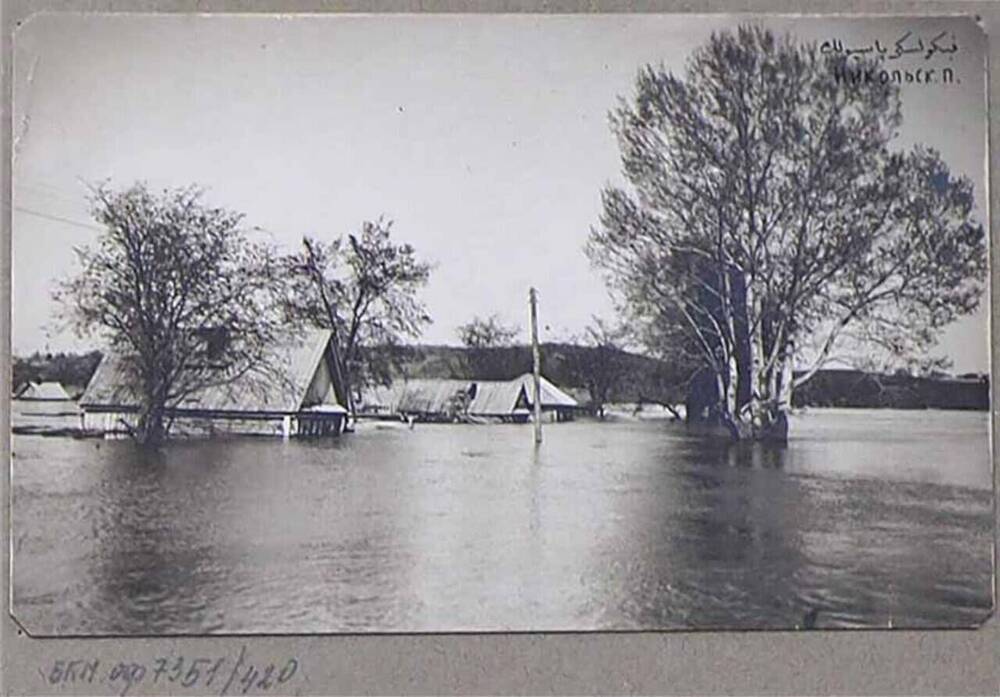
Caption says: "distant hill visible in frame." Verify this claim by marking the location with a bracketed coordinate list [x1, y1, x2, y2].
[792, 368, 989, 411]
[386, 343, 692, 405]
[12, 345, 988, 411]
[390, 344, 990, 411]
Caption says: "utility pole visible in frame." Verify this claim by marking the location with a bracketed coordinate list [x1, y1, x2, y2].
[529, 287, 542, 445]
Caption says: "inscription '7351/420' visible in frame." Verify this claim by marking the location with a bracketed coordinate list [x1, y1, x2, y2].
[38, 645, 299, 696]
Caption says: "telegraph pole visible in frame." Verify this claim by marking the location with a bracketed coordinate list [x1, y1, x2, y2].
[529, 287, 542, 445]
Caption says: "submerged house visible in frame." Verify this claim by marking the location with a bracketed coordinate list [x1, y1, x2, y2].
[468, 374, 579, 421]
[362, 379, 473, 419]
[359, 373, 580, 423]
[79, 329, 348, 438]
[14, 381, 72, 401]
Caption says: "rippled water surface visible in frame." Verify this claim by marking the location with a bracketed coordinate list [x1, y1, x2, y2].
[11, 408, 994, 635]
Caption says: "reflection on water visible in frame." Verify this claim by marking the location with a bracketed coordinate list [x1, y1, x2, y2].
[11, 409, 993, 635]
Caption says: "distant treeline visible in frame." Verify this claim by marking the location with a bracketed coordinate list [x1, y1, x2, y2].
[12, 351, 103, 396]
[12, 347, 990, 411]
[390, 345, 990, 411]
[791, 369, 989, 411]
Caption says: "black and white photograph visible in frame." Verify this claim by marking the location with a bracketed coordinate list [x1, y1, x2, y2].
[9, 12, 993, 636]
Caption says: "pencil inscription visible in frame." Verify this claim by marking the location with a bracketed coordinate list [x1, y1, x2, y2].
[38, 647, 299, 696]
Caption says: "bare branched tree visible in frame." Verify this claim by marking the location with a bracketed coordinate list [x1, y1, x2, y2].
[284, 218, 433, 410]
[564, 317, 630, 419]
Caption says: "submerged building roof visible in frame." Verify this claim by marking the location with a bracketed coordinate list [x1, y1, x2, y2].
[15, 381, 72, 401]
[360, 373, 578, 416]
[80, 329, 346, 415]
[466, 379, 525, 416]
[469, 373, 578, 414]
[361, 379, 470, 415]
[519, 373, 578, 408]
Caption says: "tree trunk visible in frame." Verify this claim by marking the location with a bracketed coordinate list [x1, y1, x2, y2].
[730, 268, 754, 414]
[687, 317, 793, 443]
[137, 403, 166, 446]
[683, 269, 794, 443]
[743, 338, 792, 444]
[135, 370, 170, 446]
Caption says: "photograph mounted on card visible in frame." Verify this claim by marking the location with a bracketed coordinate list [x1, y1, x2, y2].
[9, 13, 992, 635]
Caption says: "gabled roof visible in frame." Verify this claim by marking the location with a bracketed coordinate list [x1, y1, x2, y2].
[514, 373, 579, 408]
[469, 374, 578, 415]
[80, 329, 342, 414]
[362, 379, 471, 415]
[360, 374, 578, 416]
[15, 381, 71, 400]
[466, 379, 525, 416]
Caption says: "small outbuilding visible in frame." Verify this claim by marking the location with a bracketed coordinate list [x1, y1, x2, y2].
[359, 379, 473, 421]
[467, 373, 580, 422]
[15, 381, 72, 401]
[79, 329, 349, 438]
[359, 373, 580, 423]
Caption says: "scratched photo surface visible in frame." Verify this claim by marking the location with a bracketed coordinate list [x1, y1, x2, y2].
[9, 14, 993, 635]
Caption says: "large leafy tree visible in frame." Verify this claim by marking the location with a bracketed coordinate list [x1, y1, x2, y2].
[589, 26, 986, 441]
[284, 218, 432, 410]
[57, 183, 284, 445]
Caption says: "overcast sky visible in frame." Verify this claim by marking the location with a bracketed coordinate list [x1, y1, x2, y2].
[11, 13, 990, 372]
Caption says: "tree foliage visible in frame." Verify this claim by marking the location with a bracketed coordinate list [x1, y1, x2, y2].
[56, 183, 285, 444]
[456, 314, 521, 348]
[562, 317, 631, 418]
[456, 314, 523, 380]
[12, 350, 103, 394]
[588, 26, 986, 439]
[284, 218, 433, 404]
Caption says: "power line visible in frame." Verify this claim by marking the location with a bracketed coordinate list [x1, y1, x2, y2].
[11, 205, 102, 231]
[18, 180, 86, 202]
[13, 206, 284, 238]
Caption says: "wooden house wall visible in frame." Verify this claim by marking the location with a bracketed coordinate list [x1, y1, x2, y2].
[82, 408, 344, 438]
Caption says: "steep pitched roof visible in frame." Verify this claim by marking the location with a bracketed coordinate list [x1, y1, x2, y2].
[360, 374, 578, 416]
[80, 329, 341, 414]
[468, 374, 578, 414]
[466, 379, 525, 416]
[15, 381, 71, 400]
[514, 373, 579, 408]
[361, 379, 471, 415]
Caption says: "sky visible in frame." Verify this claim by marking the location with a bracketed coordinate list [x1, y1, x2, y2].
[10, 13, 991, 372]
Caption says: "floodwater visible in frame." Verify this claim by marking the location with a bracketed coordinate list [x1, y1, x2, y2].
[10, 407, 994, 635]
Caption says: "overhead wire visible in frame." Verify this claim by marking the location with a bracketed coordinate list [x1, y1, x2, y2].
[11, 205, 102, 231]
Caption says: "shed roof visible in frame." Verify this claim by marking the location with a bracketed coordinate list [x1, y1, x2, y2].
[514, 373, 579, 408]
[466, 379, 525, 416]
[360, 373, 578, 416]
[16, 381, 72, 400]
[79, 329, 341, 414]
[469, 374, 578, 414]
[361, 379, 471, 415]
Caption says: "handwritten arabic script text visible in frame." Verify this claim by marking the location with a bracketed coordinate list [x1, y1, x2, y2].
[820, 30, 960, 62]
